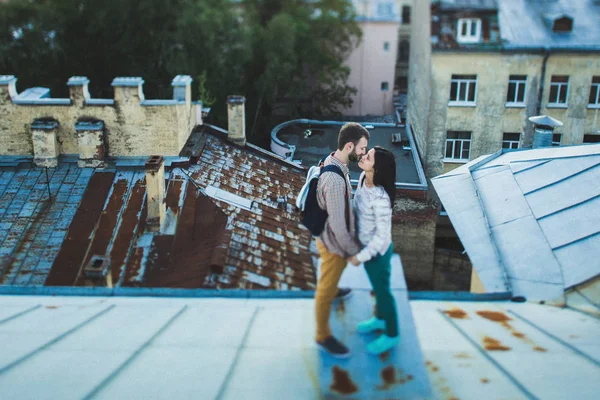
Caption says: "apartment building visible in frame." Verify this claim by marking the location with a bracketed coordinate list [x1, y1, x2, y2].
[408, 0, 600, 178]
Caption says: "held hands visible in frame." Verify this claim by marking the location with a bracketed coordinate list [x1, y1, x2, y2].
[348, 255, 361, 266]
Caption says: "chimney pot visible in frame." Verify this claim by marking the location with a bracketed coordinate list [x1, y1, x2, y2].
[83, 255, 112, 287]
[529, 115, 563, 148]
[145, 155, 166, 231]
[227, 95, 246, 146]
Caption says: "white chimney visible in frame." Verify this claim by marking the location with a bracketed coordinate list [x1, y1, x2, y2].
[227, 95, 246, 146]
[145, 155, 166, 232]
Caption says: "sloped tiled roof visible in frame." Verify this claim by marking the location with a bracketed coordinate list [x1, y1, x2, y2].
[432, 144, 600, 302]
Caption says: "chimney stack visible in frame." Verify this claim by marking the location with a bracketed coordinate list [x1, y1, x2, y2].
[145, 155, 166, 232]
[112, 77, 145, 104]
[82, 256, 113, 287]
[227, 95, 246, 146]
[67, 76, 90, 107]
[75, 119, 106, 168]
[172, 75, 193, 105]
[31, 118, 60, 168]
[529, 115, 563, 148]
[0, 75, 18, 104]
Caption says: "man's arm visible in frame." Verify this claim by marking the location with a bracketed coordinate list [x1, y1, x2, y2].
[322, 175, 361, 257]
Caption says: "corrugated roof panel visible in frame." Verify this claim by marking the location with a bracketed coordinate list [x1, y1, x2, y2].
[538, 196, 600, 249]
[525, 164, 600, 219]
[514, 155, 600, 195]
[474, 166, 532, 228]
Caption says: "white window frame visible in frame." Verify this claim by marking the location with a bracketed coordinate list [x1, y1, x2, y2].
[588, 77, 600, 109]
[502, 132, 520, 149]
[506, 75, 527, 107]
[449, 75, 477, 106]
[457, 18, 482, 44]
[444, 131, 472, 163]
[551, 134, 562, 147]
[548, 75, 569, 107]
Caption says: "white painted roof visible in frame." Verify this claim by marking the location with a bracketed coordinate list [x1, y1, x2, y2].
[432, 144, 600, 302]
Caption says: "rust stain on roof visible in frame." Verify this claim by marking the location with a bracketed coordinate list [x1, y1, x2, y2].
[45, 172, 114, 286]
[377, 367, 412, 390]
[444, 308, 469, 319]
[476, 310, 512, 328]
[330, 366, 358, 395]
[483, 336, 511, 351]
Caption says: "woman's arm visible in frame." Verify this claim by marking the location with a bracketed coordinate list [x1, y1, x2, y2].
[355, 190, 392, 263]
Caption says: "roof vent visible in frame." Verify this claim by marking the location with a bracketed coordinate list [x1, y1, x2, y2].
[543, 13, 573, 33]
[529, 115, 563, 148]
[82, 256, 113, 288]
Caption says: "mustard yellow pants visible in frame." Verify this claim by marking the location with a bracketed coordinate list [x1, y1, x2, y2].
[315, 239, 347, 342]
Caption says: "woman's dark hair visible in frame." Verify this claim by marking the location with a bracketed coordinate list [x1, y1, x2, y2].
[373, 146, 396, 206]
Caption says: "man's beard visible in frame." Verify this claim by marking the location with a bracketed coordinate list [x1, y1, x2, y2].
[348, 149, 360, 163]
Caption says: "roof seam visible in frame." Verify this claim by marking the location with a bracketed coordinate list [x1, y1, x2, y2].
[523, 161, 600, 196]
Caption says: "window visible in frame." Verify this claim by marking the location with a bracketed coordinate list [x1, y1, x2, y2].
[506, 75, 527, 105]
[583, 134, 600, 144]
[552, 134, 562, 146]
[589, 76, 600, 107]
[445, 131, 471, 161]
[502, 133, 520, 149]
[377, 2, 394, 19]
[381, 81, 389, 91]
[457, 18, 482, 43]
[402, 5, 411, 24]
[548, 75, 569, 106]
[449, 75, 477, 105]
[383, 41, 390, 51]
[397, 39, 409, 62]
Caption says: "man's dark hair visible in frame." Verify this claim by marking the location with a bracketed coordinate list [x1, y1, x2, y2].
[337, 122, 370, 150]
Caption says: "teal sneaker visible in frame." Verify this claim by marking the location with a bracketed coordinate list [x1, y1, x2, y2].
[356, 317, 386, 334]
[366, 334, 400, 355]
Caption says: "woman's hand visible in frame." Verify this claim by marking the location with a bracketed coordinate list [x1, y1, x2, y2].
[348, 255, 361, 266]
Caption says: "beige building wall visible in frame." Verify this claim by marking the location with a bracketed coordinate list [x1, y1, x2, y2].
[0, 77, 197, 158]
[406, 0, 432, 164]
[410, 51, 600, 178]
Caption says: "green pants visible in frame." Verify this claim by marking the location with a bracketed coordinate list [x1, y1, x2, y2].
[364, 244, 399, 337]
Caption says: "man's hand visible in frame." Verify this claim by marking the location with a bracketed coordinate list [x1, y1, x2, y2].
[348, 255, 361, 266]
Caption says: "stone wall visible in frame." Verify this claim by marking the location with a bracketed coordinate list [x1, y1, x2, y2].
[0, 75, 198, 158]
[433, 248, 472, 292]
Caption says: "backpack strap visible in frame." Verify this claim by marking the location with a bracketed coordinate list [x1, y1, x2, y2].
[320, 165, 350, 232]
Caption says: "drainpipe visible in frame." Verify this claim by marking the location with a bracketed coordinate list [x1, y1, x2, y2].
[536, 48, 551, 116]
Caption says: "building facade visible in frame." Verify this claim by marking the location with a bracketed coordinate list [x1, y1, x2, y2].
[408, 0, 600, 178]
[342, 0, 412, 116]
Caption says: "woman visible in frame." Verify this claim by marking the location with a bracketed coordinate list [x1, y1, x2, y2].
[349, 146, 399, 355]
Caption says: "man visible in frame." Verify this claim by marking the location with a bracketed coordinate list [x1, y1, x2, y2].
[315, 122, 369, 358]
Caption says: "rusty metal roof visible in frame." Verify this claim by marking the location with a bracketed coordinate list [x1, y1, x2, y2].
[0, 127, 314, 290]
[185, 127, 315, 290]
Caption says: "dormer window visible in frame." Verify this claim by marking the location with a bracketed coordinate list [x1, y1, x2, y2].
[543, 13, 574, 33]
[457, 18, 482, 43]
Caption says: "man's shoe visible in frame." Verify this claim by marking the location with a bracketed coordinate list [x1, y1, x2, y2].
[366, 334, 400, 355]
[356, 317, 386, 334]
[335, 287, 352, 299]
[317, 336, 352, 358]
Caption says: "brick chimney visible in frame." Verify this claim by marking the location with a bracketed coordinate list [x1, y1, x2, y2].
[31, 118, 60, 168]
[145, 155, 166, 232]
[75, 119, 106, 168]
[227, 95, 246, 146]
[0, 75, 18, 104]
[529, 115, 563, 148]
[112, 77, 145, 104]
[172, 75, 193, 105]
[67, 76, 90, 107]
[82, 255, 113, 287]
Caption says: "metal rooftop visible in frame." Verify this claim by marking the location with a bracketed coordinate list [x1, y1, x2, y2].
[432, 144, 600, 303]
[0, 255, 598, 399]
[499, 0, 600, 51]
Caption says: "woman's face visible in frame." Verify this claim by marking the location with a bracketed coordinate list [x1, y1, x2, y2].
[358, 148, 375, 172]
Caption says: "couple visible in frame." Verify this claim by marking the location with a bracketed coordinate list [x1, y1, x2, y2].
[315, 122, 398, 358]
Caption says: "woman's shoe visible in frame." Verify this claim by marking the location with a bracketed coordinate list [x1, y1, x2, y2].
[356, 317, 386, 334]
[366, 334, 400, 355]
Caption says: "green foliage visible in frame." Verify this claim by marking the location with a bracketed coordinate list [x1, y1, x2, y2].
[0, 0, 361, 147]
